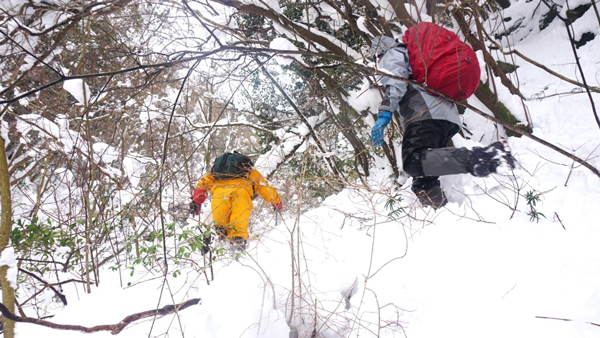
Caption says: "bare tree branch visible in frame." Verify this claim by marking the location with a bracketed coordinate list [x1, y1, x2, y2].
[0, 46, 344, 105]
[17, 268, 67, 305]
[540, 0, 599, 130]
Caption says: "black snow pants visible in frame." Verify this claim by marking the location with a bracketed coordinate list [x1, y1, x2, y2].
[401, 120, 470, 192]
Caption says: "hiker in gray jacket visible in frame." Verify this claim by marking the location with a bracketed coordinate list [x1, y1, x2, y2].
[370, 36, 514, 209]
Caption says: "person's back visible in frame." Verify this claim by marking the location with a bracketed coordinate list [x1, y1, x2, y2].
[190, 152, 282, 247]
[371, 35, 462, 130]
[370, 30, 515, 209]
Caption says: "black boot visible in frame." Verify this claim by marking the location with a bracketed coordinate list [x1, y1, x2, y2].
[412, 178, 448, 209]
[468, 141, 515, 177]
[231, 237, 247, 250]
[215, 226, 228, 240]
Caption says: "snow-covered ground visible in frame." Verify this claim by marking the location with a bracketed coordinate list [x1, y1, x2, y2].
[10, 1, 600, 338]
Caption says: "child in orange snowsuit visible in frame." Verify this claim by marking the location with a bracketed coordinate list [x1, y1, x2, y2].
[190, 167, 282, 243]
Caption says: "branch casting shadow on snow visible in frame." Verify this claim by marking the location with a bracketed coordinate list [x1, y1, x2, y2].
[0, 298, 201, 335]
[536, 315, 600, 328]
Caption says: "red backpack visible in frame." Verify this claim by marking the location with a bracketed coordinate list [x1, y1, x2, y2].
[402, 22, 480, 101]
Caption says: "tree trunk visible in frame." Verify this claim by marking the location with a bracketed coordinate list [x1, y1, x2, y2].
[0, 134, 16, 338]
[473, 83, 529, 137]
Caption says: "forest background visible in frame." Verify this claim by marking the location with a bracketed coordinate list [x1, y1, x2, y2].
[1, 0, 599, 337]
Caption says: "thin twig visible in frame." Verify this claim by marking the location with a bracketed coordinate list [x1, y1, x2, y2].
[17, 268, 68, 305]
[553, 212, 566, 230]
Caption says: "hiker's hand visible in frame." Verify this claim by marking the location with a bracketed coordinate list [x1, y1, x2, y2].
[272, 201, 282, 211]
[371, 111, 392, 147]
[189, 201, 201, 216]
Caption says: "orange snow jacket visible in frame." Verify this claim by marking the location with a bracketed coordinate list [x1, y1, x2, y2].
[192, 169, 280, 240]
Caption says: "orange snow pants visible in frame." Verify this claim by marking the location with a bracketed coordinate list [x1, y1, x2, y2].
[210, 185, 253, 240]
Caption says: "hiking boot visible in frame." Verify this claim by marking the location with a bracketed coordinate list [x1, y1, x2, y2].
[231, 237, 247, 250]
[412, 178, 447, 209]
[416, 185, 448, 209]
[468, 140, 515, 177]
[215, 226, 228, 240]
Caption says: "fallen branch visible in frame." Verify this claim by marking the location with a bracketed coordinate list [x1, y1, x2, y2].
[0, 298, 201, 335]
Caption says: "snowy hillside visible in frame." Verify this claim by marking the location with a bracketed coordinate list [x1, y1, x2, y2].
[5, 0, 600, 338]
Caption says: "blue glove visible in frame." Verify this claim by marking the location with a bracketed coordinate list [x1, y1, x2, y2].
[371, 111, 392, 147]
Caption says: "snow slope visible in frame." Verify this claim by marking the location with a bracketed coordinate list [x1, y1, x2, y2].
[12, 1, 600, 338]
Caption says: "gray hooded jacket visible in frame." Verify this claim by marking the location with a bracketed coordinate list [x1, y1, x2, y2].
[371, 36, 462, 130]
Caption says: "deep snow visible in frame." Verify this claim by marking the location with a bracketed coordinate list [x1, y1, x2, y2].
[8, 1, 600, 338]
